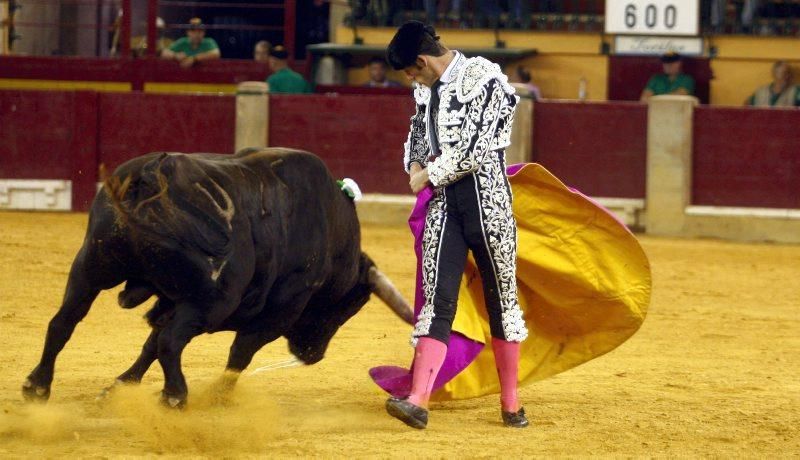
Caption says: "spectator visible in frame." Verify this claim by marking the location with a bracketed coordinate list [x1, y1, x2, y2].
[507, 0, 532, 29]
[424, 1, 463, 26]
[746, 61, 800, 107]
[363, 56, 403, 87]
[254, 40, 272, 63]
[640, 52, 695, 102]
[131, 17, 172, 58]
[266, 46, 312, 94]
[512, 66, 542, 100]
[161, 17, 221, 68]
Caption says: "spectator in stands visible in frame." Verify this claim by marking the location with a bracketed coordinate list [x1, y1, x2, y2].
[507, 0, 532, 29]
[161, 17, 221, 68]
[511, 66, 542, 100]
[424, 1, 463, 26]
[639, 52, 695, 102]
[746, 61, 800, 107]
[475, 0, 502, 28]
[363, 57, 403, 87]
[266, 45, 312, 94]
[254, 40, 272, 63]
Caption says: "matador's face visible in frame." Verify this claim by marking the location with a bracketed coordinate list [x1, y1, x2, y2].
[402, 57, 438, 88]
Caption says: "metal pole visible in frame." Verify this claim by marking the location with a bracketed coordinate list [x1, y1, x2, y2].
[120, 0, 131, 57]
[284, 0, 296, 65]
[146, 0, 157, 56]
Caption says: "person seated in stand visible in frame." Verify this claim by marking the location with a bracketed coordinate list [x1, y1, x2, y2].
[363, 57, 403, 88]
[512, 66, 542, 101]
[639, 52, 695, 102]
[254, 40, 272, 63]
[161, 17, 221, 68]
[265, 45, 312, 94]
[745, 61, 800, 107]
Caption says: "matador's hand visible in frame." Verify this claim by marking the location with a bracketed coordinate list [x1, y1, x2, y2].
[409, 168, 430, 194]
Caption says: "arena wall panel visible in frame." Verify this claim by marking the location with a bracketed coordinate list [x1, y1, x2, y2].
[693, 106, 800, 209]
[97, 93, 236, 173]
[532, 101, 648, 199]
[0, 90, 79, 180]
[268, 94, 416, 195]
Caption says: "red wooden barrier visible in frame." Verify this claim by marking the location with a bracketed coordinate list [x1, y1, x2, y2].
[693, 106, 800, 209]
[0, 90, 99, 210]
[0, 56, 271, 91]
[98, 93, 235, 172]
[269, 93, 416, 195]
[532, 101, 648, 198]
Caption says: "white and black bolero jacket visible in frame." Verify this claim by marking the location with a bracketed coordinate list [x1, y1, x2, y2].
[402, 55, 519, 187]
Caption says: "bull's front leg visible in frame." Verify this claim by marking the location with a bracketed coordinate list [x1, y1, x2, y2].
[23, 256, 102, 402]
[156, 304, 204, 409]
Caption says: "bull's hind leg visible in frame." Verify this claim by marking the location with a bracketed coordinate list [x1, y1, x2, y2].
[118, 328, 160, 383]
[111, 298, 175, 385]
[156, 304, 205, 408]
[23, 253, 105, 402]
[202, 331, 283, 403]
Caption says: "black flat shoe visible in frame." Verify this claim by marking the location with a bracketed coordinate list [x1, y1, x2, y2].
[502, 407, 529, 428]
[385, 397, 428, 429]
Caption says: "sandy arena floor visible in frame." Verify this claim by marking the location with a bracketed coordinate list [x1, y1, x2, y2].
[0, 211, 798, 458]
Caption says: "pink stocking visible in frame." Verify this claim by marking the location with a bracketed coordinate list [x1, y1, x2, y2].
[492, 338, 521, 412]
[407, 337, 448, 408]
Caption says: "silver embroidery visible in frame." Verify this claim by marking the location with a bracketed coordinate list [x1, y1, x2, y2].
[411, 189, 447, 344]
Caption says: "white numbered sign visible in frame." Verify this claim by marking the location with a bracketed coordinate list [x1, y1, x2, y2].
[605, 0, 699, 36]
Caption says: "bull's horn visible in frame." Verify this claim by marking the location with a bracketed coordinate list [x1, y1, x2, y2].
[368, 267, 414, 325]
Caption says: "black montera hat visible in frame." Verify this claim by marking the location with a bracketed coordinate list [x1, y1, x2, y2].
[660, 51, 682, 63]
[386, 21, 438, 70]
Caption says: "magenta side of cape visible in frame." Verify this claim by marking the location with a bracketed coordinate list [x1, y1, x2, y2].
[370, 166, 527, 397]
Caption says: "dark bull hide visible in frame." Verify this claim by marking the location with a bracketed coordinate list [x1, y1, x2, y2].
[22, 148, 412, 407]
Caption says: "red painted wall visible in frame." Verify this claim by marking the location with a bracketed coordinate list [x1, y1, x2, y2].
[0, 91, 80, 179]
[532, 101, 648, 199]
[693, 106, 800, 208]
[0, 90, 234, 211]
[4, 90, 799, 213]
[98, 93, 235, 172]
[269, 94, 416, 195]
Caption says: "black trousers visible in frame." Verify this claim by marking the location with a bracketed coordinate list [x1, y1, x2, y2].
[416, 170, 519, 345]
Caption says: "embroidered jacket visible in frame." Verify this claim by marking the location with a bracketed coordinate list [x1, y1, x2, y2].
[402, 55, 518, 187]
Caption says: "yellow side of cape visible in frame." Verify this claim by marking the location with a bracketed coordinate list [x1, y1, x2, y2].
[433, 163, 651, 401]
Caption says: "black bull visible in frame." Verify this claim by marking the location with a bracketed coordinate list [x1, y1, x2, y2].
[22, 148, 412, 407]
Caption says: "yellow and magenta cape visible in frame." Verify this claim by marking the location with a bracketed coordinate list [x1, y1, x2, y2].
[370, 163, 651, 401]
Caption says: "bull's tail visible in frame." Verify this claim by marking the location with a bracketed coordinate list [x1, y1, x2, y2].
[103, 153, 234, 259]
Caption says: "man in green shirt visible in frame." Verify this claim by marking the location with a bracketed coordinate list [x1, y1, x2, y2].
[266, 46, 312, 94]
[746, 61, 800, 107]
[640, 52, 695, 102]
[161, 17, 221, 68]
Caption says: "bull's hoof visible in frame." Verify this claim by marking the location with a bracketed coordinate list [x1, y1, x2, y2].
[96, 378, 128, 401]
[205, 372, 239, 406]
[22, 378, 50, 402]
[160, 392, 187, 410]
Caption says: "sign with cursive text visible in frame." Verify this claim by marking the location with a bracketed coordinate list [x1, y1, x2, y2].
[614, 36, 704, 55]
